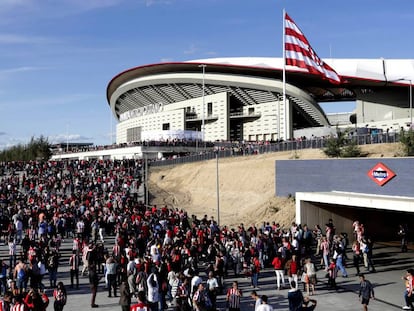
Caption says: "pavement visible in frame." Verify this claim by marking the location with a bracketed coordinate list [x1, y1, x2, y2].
[1, 238, 411, 311]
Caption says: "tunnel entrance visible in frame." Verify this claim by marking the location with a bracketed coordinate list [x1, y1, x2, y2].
[296, 191, 414, 242]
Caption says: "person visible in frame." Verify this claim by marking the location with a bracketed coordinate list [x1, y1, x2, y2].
[398, 224, 408, 253]
[146, 271, 159, 311]
[327, 257, 338, 290]
[272, 254, 285, 290]
[119, 279, 131, 311]
[53, 282, 67, 311]
[0, 292, 12, 311]
[89, 264, 100, 308]
[47, 250, 59, 289]
[320, 236, 330, 270]
[402, 269, 414, 310]
[106, 256, 118, 297]
[13, 293, 29, 311]
[301, 296, 317, 311]
[250, 291, 262, 311]
[192, 283, 212, 311]
[226, 281, 242, 311]
[256, 295, 272, 311]
[14, 261, 27, 294]
[360, 236, 376, 273]
[69, 250, 79, 289]
[313, 225, 323, 256]
[130, 291, 148, 311]
[333, 239, 348, 278]
[206, 271, 219, 310]
[250, 255, 260, 289]
[0, 260, 8, 296]
[352, 240, 362, 276]
[285, 255, 299, 290]
[358, 274, 374, 311]
[303, 258, 316, 296]
[287, 281, 303, 311]
[24, 288, 45, 311]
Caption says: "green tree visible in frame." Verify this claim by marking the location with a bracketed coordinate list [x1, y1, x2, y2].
[399, 128, 414, 156]
[323, 128, 362, 158]
[0, 136, 52, 161]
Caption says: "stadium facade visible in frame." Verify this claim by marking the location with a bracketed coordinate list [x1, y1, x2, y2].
[107, 57, 414, 144]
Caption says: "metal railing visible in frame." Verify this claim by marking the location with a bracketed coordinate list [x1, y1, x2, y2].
[149, 132, 401, 167]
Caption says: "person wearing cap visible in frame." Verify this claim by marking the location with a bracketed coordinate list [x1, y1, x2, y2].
[402, 269, 414, 310]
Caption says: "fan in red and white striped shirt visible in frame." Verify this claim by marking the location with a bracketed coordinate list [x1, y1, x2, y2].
[284, 12, 341, 84]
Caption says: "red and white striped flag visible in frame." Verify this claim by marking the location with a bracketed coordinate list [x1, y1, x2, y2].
[284, 12, 341, 84]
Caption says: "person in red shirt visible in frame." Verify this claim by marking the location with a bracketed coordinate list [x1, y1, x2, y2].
[130, 291, 148, 311]
[272, 254, 285, 290]
[251, 255, 260, 289]
[286, 254, 299, 289]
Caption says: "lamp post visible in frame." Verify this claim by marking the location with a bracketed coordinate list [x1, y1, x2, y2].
[215, 149, 220, 226]
[199, 64, 206, 150]
[409, 79, 412, 127]
[144, 152, 149, 207]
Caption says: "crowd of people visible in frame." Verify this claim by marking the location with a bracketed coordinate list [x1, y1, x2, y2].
[0, 159, 408, 311]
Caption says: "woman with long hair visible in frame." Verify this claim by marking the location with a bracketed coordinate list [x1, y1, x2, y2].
[53, 281, 67, 311]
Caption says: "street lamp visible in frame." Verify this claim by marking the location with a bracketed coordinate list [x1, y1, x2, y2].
[215, 149, 220, 226]
[199, 64, 206, 150]
[409, 79, 412, 127]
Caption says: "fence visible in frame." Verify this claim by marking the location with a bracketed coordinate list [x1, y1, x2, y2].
[149, 132, 402, 167]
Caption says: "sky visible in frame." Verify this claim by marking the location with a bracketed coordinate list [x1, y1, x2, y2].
[1, 0, 414, 149]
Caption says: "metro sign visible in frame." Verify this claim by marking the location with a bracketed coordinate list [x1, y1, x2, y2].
[367, 162, 396, 186]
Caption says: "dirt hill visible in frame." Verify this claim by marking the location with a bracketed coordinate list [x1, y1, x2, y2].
[148, 143, 400, 229]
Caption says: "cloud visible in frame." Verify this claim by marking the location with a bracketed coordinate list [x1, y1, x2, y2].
[0, 66, 45, 75]
[0, 136, 26, 151]
[205, 51, 218, 57]
[0, 132, 6, 136]
[48, 134, 93, 144]
[0, 93, 100, 109]
[160, 58, 174, 62]
[184, 44, 198, 55]
[0, 33, 59, 46]
[144, 0, 172, 7]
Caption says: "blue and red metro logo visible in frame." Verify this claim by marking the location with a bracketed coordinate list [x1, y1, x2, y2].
[367, 162, 396, 186]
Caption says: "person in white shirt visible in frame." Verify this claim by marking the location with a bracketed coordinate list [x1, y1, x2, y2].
[206, 271, 219, 310]
[250, 290, 262, 311]
[256, 295, 273, 311]
[147, 272, 160, 311]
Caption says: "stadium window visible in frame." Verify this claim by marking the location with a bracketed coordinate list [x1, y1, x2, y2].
[207, 102, 213, 116]
[162, 123, 170, 130]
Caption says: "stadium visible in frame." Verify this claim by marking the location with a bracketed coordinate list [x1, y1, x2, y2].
[107, 57, 414, 144]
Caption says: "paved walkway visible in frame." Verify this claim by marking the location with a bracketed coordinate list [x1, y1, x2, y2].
[1, 239, 410, 311]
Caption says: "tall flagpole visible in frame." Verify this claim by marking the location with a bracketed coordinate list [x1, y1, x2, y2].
[282, 9, 287, 140]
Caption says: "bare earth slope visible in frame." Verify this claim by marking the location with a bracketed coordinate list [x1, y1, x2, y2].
[148, 144, 398, 228]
